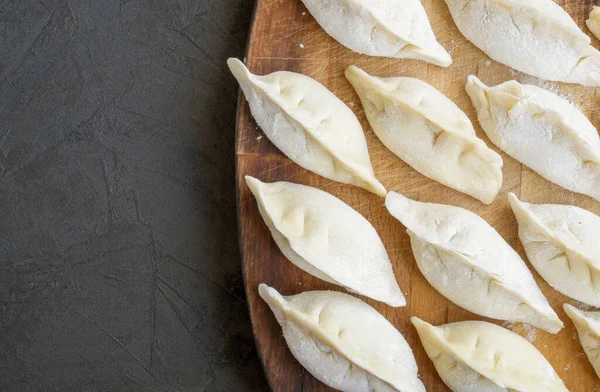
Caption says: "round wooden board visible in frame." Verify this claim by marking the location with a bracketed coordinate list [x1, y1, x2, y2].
[235, 0, 600, 390]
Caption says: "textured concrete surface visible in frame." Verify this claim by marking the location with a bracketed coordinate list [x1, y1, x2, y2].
[0, 0, 268, 390]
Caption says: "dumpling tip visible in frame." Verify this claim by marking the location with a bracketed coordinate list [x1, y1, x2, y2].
[563, 303, 579, 316]
[245, 175, 263, 194]
[388, 293, 407, 308]
[227, 57, 251, 83]
[371, 181, 387, 198]
[258, 283, 287, 325]
[257, 282, 270, 296]
[344, 65, 369, 83]
[384, 191, 413, 217]
[466, 75, 488, 91]
[410, 316, 428, 329]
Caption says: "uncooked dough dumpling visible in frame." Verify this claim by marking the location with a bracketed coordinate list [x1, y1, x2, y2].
[386, 192, 563, 333]
[444, 0, 600, 86]
[345, 66, 502, 204]
[466, 76, 600, 202]
[509, 193, 600, 307]
[228, 58, 386, 196]
[259, 284, 426, 392]
[300, 0, 451, 66]
[247, 177, 405, 306]
[563, 304, 600, 379]
[412, 317, 569, 391]
[587, 6, 600, 41]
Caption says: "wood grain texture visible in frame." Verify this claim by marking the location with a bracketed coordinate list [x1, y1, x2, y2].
[235, 0, 600, 390]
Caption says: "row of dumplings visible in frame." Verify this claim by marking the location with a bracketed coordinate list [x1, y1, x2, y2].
[246, 174, 600, 318]
[301, 0, 600, 87]
[230, 58, 600, 390]
[259, 284, 572, 392]
[229, 58, 600, 205]
[262, 278, 600, 391]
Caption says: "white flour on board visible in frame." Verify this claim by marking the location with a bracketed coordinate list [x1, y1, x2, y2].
[502, 321, 536, 342]
[508, 68, 586, 111]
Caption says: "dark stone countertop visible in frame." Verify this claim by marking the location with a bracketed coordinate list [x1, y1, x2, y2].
[0, 0, 268, 390]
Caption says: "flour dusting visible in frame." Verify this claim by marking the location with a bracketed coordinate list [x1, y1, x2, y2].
[523, 324, 537, 343]
[508, 68, 586, 110]
[569, 300, 595, 311]
[502, 321, 536, 342]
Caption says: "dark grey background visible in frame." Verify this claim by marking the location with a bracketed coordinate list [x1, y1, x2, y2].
[0, 0, 269, 390]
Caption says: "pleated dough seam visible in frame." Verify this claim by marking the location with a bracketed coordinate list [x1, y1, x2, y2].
[252, 188, 344, 287]
[409, 229, 555, 319]
[418, 325, 509, 390]
[369, 82, 489, 152]
[510, 196, 598, 272]
[489, 88, 600, 163]
[359, 2, 428, 50]
[249, 74, 379, 187]
[490, 0, 588, 43]
[564, 305, 600, 337]
[277, 300, 401, 391]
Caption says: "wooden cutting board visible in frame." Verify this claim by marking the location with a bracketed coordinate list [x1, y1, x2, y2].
[235, 0, 600, 390]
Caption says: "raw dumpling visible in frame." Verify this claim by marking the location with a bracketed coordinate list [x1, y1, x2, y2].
[247, 177, 405, 306]
[412, 317, 569, 392]
[385, 192, 563, 333]
[466, 76, 600, 202]
[509, 194, 600, 307]
[259, 284, 425, 392]
[444, 0, 600, 86]
[345, 66, 502, 204]
[563, 304, 600, 378]
[301, 0, 451, 66]
[228, 58, 386, 196]
[587, 6, 600, 41]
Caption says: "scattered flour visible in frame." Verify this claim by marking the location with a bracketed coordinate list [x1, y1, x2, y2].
[348, 101, 355, 107]
[569, 300, 595, 311]
[564, 363, 571, 371]
[501, 321, 536, 342]
[522, 324, 537, 343]
[485, 59, 491, 66]
[256, 135, 263, 141]
[506, 68, 589, 113]
[502, 321, 515, 329]
[448, 40, 460, 55]
[301, 11, 307, 16]
[299, 43, 304, 49]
